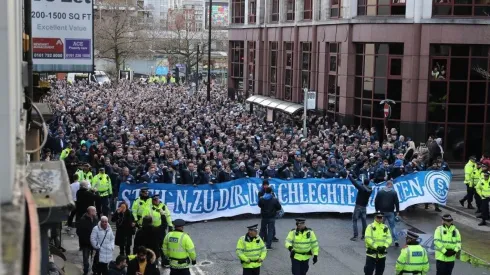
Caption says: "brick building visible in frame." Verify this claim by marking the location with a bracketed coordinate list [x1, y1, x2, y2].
[227, 0, 490, 162]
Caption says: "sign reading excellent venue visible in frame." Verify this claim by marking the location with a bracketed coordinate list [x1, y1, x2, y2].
[32, 0, 94, 72]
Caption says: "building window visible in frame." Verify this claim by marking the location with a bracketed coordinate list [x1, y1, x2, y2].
[232, 0, 245, 24]
[331, 0, 342, 18]
[231, 41, 245, 96]
[358, 0, 406, 16]
[433, 0, 490, 17]
[300, 42, 312, 103]
[286, 0, 295, 21]
[248, 41, 256, 95]
[327, 43, 341, 116]
[304, 0, 312, 20]
[354, 43, 404, 129]
[428, 44, 490, 162]
[284, 42, 294, 101]
[271, 0, 279, 22]
[249, 0, 256, 24]
[270, 42, 278, 98]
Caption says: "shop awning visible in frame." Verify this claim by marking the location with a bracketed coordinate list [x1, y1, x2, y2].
[245, 95, 304, 114]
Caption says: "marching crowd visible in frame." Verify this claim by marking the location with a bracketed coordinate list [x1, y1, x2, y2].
[40, 80, 463, 275]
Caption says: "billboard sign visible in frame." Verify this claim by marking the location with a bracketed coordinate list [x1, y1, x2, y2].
[31, 0, 94, 72]
[205, 2, 229, 29]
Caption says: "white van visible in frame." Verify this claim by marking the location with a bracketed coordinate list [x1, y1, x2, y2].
[67, 71, 111, 84]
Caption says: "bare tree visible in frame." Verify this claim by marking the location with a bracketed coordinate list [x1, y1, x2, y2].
[148, 9, 224, 77]
[94, 0, 149, 74]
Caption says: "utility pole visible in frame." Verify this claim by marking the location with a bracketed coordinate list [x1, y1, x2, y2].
[196, 44, 199, 92]
[206, 0, 212, 101]
[303, 88, 308, 138]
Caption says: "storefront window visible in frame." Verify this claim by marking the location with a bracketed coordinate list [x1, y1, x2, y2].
[354, 43, 404, 127]
[428, 44, 490, 161]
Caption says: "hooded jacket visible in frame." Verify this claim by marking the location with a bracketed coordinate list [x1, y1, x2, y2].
[258, 193, 282, 219]
[90, 221, 115, 263]
[127, 249, 159, 275]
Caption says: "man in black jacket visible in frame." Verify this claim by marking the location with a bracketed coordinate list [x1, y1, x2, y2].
[347, 173, 372, 241]
[258, 187, 282, 250]
[76, 181, 96, 221]
[182, 162, 201, 186]
[127, 246, 160, 275]
[76, 206, 98, 275]
[374, 180, 400, 247]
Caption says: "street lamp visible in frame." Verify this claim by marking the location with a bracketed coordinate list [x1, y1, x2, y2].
[206, 0, 212, 102]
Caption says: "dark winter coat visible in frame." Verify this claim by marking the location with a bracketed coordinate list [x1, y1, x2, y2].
[127, 249, 159, 275]
[111, 209, 134, 247]
[133, 226, 161, 259]
[76, 213, 98, 248]
[76, 188, 96, 220]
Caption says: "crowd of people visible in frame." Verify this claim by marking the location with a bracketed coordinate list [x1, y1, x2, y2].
[36, 79, 465, 275]
[43, 80, 449, 191]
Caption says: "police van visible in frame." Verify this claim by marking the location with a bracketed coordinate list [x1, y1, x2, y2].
[67, 71, 111, 85]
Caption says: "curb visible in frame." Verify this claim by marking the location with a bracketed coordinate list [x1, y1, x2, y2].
[401, 214, 490, 268]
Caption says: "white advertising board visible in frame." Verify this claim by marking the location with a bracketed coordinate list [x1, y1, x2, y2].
[31, 0, 94, 72]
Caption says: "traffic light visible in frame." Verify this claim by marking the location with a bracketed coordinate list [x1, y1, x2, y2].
[173, 67, 180, 83]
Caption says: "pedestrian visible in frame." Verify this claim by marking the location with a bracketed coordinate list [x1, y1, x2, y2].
[284, 218, 319, 275]
[236, 224, 267, 275]
[76, 180, 95, 222]
[132, 187, 152, 227]
[162, 219, 197, 275]
[476, 171, 490, 226]
[108, 255, 128, 275]
[434, 214, 461, 275]
[76, 206, 98, 275]
[475, 164, 488, 214]
[395, 231, 430, 275]
[133, 216, 161, 259]
[67, 174, 81, 229]
[374, 180, 400, 247]
[348, 172, 372, 241]
[363, 212, 391, 275]
[258, 186, 282, 250]
[90, 216, 115, 275]
[460, 156, 478, 209]
[127, 246, 160, 275]
[92, 167, 113, 218]
[111, 201, 135, 256]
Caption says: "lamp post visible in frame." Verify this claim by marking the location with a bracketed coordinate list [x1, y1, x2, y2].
[206, 0, 212, 102]
[303, 88, 308, 138]
[196, 44, 199, 92]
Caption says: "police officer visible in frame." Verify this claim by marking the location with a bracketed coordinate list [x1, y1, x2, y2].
[476, 171, 490, 226]
[92, 167, 112, 217]
[395, 230, 430, 275]
[460, 156, 477, 208]
[285, 218, 319, 275]
[236, 224, 267, 275]
[151, 194, 174, 265]
[434, 214, 461, 275]
[364, 212, 391, 275]
[132, 187, 152, 226]
[163, 219, 197, 275]
[75, 163, 93, 182]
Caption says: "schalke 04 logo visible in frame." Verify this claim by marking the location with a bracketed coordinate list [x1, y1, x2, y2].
[425, 171, 450, 204]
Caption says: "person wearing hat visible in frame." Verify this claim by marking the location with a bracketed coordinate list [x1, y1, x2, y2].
[434, 214, 461, 275]
[363, 212, 392, 275]
[162, 219, 197, 274]
[476, 171, 490, 226]
[460, 160, 481, 210]
[76, 163, 94, 182]
[150, 194, 173, 266]
[284, 218, 319, 275]
[92, 167, 113, 218]
[474, 164, 487, 214]
[132, 187, 153, 227]
[295, 163, 311, 179]
[234, 162, 250, 179]
[236, 224, 267, 275]
[395, 230, 430, 275]
[460, 156, 477, 208]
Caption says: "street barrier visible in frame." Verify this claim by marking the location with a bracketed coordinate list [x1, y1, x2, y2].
[118, 171, 451, 222]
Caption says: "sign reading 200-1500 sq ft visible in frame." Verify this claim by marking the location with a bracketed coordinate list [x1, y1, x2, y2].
[31, 0, 93, 72]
